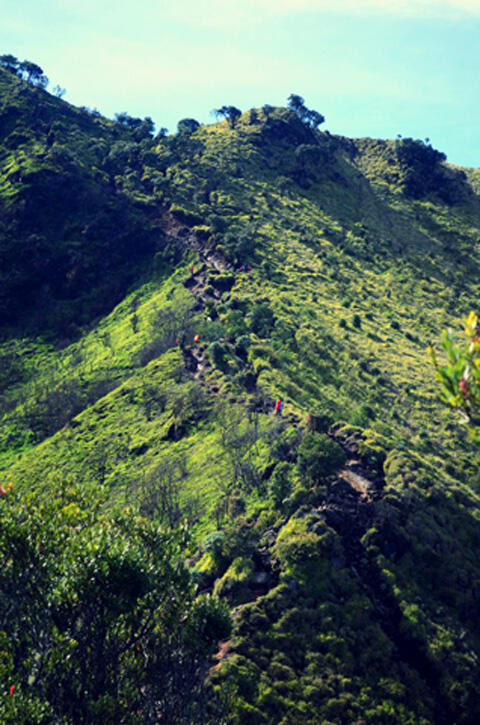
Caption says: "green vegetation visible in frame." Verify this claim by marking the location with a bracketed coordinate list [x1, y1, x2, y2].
[430, 310, 480, 442]
[0, 481, 230, 723]
[2, 66, 480, 721]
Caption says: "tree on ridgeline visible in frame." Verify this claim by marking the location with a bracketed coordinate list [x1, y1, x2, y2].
[0, 55, 49, 88]
[287, 93, 325, 129]
[262, 104, 274, 117]
[19, 60, 47, 87]
[213, 105, 242, 129]
[287, 93, 306, 115]
[177, 118, 200, 135]
[114, 112, 155, 139]
[0, 54, 19, 74]
[52, 84, 66, 98]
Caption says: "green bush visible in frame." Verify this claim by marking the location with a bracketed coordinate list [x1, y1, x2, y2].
[169, 203, 202, 226]
[248, 303, 276, 337]
[275, 519, 321, 568]
[297, 432, 346, 483]
[225, 309, 248, 339]
[0, 483, 230, 723]
[269, 462, 293, 508]
[352, 313, 362, 329]
[234, 334, 251, 360]
[202, 530, 225, 558]
[208, 341, 229, 372]
[214, 556, 254, 601]
[207, 270, 236, 292]
[270, 428, 301, 462]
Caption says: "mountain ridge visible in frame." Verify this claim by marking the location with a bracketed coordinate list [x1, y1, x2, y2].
[2, 66, 480, 722]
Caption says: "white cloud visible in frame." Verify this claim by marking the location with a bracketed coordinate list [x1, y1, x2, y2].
[255, 0, 480, 17]
[162, 0, 480, 27]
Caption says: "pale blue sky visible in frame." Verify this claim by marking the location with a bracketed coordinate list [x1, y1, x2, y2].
[2, 0, 479, 166]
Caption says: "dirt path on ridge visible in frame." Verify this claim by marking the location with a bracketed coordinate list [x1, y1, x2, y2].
[161, 212, 452, 717]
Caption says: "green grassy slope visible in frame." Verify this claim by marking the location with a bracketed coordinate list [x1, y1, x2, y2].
[2, 76, 480, 721]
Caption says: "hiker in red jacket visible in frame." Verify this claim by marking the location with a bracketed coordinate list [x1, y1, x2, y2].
[275, 399, 282, 416]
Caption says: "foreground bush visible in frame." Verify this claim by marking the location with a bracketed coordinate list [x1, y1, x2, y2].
[0, 481, 230, 724]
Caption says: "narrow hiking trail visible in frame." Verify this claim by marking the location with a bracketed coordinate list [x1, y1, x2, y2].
[161, 209, 234, 275]
[212, 438, 452, 720]
[317, 433, 451, 724]
[161, 210, 287, 417]
[161, 213, 450, 717]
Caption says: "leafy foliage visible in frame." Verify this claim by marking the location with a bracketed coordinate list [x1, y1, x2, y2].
[430, 311, 480, 441]
[287, 93, 325, 129]
[0, 55, 48, 88]
[213, 106, 242, 129]
[296, 432, 346, 483]
[0, 482, 230, 723]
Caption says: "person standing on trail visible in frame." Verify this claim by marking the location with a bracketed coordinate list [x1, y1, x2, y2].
[194, 334, 200, 343]
[189, 266, 194, 275]
[275, 399, 282, 416]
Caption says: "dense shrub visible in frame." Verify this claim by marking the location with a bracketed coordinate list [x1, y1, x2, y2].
[248, 303, 276, 337]
[0, 483, 230, 723]
[208, 341, 229, 372]
[268, 462, 293, 508]
[352, 313, 362, 329]
[296, 432, 346, 483]
[270, 428, 301, 462]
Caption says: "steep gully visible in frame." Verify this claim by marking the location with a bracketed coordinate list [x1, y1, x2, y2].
[161, 213, 451, 722]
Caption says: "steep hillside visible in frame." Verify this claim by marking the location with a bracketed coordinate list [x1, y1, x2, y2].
[2, 71, 480, 722]
[0, 67, 178, 336]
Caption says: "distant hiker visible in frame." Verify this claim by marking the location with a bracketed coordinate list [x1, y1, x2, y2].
[275, 399, 282, 416]
[194, 333, 200, 343]
[189, 266, 194, 275]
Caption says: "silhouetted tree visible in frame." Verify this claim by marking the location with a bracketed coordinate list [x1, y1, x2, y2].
[287, 93, 324, 129]
[0, 54, 19, 74]
[133, 116, 155, 140]
[287, 93, 306, 115]
[114, 113, 154, 139]
[114, 111, 139, 127]
[52, 84, 66, 98]
[19, 60, 48, 88]
[305, 108, 325, 129]
[177, 118, 200, 135]
[213, 105, 242, 129]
